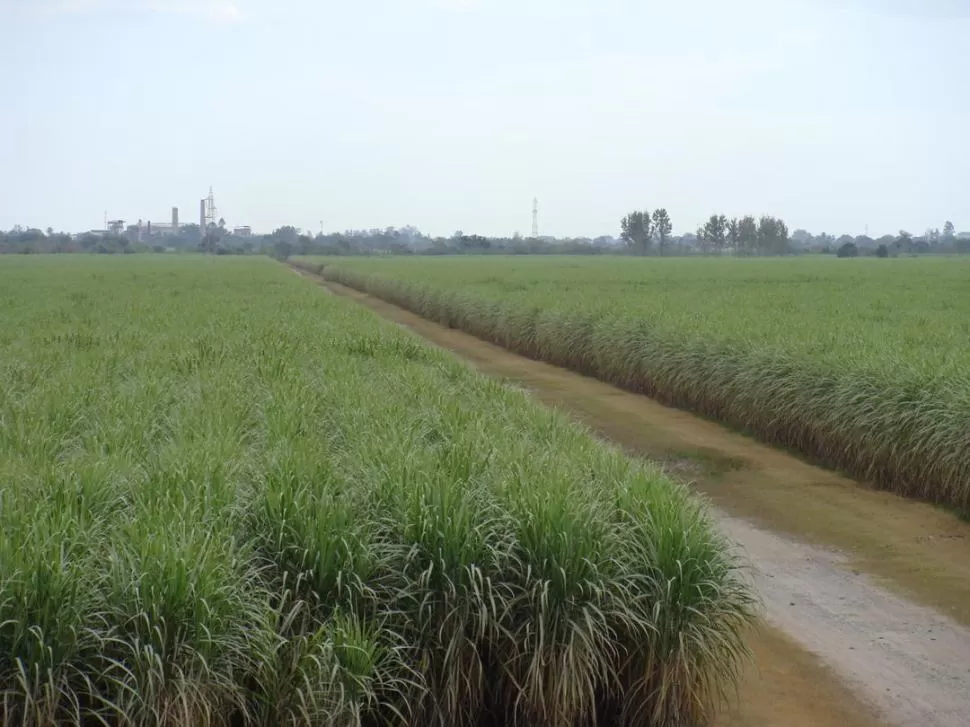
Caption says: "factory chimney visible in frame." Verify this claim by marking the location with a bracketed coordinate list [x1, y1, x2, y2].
[172, 207, 179, 233]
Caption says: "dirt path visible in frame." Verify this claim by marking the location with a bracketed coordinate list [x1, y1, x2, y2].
[721, 514, 970, 727]
[299, 271, 970, 727]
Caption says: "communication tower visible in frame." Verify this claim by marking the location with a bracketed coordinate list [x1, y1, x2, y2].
[204, 186, 218, 230]
[200, 186, 219, 252]
[531, 198, 539, 238]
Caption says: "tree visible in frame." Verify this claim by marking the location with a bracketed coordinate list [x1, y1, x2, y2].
[876, 244, 889, 258]
[876, 234, 896, 248]
[727, 217, 740, 254]
[837, 242, 859, 258]
[737, 216, 758, 256]
[265, 226, 299, 259]
[620, 210, 653, 255]
[272, 226, 299, 245]
[695, 227, 709, 254]
[79, 233, 99, 251]
[177, 223, 202, 246]
[201, 224, 223, 253]
[776, 217, 790, 254]
[652, 208, 672, 256]
[702, 214, 727, 254]
[756, 216, 789, 255]
[943, 220, 956, 241]
[272, 239, 294, 260]
[896, 230, 912, 253]
[620, 212, 641, 250]
[296, 233, 315, 255]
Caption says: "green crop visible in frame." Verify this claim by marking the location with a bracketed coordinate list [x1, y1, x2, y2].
[306, 255, 970, 510]
[0, 256, 753, 726]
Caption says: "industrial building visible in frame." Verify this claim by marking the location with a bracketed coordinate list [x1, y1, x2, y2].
[105, 190, 252, 244]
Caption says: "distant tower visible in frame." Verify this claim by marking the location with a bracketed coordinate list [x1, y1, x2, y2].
[200, 187, 220, 252]
[204, 186, 218, 230]
[531, 198, 539, 238]
[172, 207, 179, 234]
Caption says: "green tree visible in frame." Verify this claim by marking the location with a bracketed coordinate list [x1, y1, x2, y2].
[620, 210, 653, 255]
[837, 242, 859, 258]
[943, 220, 955, 240]
[876, 244, 889, 258]
[896, 230, 912, 253]
[775, 217, 790, 254]
[695, 227, 708, 254]
[272, 239, 294, 260]
[702, 214, 728, 254]
[201, 225, 222, 253]
[652, 208, 672, 256]
[757, 216, 790, 255]
[737, 216, 757, 256]
[727, 218, 740, 254]
[261, 226, 300, 259]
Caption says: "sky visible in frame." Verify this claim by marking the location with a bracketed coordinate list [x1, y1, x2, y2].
[1, 0, 967, 238]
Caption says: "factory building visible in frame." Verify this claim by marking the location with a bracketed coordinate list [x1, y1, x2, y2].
[111, 191, 252, 244]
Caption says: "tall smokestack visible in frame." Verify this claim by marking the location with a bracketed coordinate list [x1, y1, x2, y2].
[172, 207, 179, 233]
[200, 199, 206, 231]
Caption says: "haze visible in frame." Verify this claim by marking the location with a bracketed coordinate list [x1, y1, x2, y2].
[1, 0, 967, 238]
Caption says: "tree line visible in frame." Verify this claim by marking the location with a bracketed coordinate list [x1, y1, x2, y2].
[3, 217, 967, 258]
[797, 220, 968, 256]
[0, 224, 258, 256]
[622, 209, 791, 256]
[267, 226, 622, 259]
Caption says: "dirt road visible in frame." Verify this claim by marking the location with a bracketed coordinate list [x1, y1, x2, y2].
[721, 515, 970, 727]
[296, 269, 970, 727]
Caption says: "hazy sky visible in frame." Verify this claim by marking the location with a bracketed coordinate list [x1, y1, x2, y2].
[1, 0, 967, 238]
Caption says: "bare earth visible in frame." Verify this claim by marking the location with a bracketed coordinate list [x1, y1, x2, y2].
[299, 269, 970, 727]
[720, 515, 970, 727]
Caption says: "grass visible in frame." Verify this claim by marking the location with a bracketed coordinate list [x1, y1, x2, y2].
[299, 255, 970, 510]
[0, 256, 754, 726]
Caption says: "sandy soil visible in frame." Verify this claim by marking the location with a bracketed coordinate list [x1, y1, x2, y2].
[299, 269, 970, 727]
